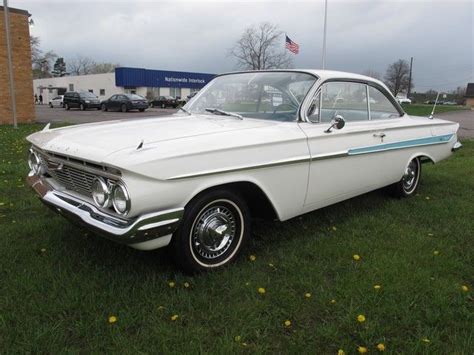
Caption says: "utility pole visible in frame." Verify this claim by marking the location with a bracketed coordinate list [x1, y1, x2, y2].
[3, 0, 18, 128]
[321, 0, 328, 69]
[407, 56, 413, 98]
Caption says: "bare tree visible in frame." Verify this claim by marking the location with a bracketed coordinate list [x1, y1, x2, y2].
[68, 56, 96, 75]
[229, 22, 293, 70]
[384, 59, 413, 96]
[30, 35, 58, 79]
[90, 62, 120, 74]
[362, 70, 382, 80]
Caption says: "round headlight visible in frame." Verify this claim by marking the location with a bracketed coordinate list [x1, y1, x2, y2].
[28, 149, 41, 175]
[112, 183, 130, 215]
[91, 177, 111, 208]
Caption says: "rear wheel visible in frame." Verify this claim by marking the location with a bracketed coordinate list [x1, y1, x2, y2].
[121, 104, 127, 113]
[390, 157, 421, 197]
[49, 103, 53, 108]
[65, 103, 70, 110]
[171, 189, 251, 274]
[101, 104, 107, 112]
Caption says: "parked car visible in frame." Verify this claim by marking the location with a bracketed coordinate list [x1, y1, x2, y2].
[26, 70, 461, 273]
[397, 96, 412, 104]
[48, 95, 64, 108]
[149, 96, 178, 108]
[63, 91, 101, 110]
[444, 101, 458, 105]
[101, 94, 149, 112]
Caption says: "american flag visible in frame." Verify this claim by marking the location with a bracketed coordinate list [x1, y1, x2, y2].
[285, 35, 300, 54]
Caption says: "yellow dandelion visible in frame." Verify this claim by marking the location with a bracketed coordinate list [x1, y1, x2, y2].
[284, 319, 291, 327]
[108, 315, 117, 324]
[376, 343, 385, 351]
[461, 285, 469, 292]
[353, 254, 361, 261]
[258, 287, 266, 295]
[358, 346, 368, 353]
[234, 335, 241, 342]
[304, 292, 311, 298]
[170, 314, 179, 321]
[249, 255, 256, 261]
[330, 299, 336, 304]
[374, 285, 381, 290]
[357, 314, 366, 323]
[433, 250, 439, 256]
[338, 350, 345, 355]
[421, 338, 430, 343]
[168, 281, 175, 288]
[183, 282, 190, 288]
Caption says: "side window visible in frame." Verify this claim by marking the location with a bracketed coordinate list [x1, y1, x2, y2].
[110, 95, 117, 101]
[320, 82, 368, 122]
[368, 86, 400, 120]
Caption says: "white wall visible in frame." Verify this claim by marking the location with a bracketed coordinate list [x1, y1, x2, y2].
[33, 73, 122, 104]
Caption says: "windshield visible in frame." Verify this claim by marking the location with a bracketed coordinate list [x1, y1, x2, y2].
[125, 94, 145, 100]
[80, 92, 97, 99]
[185, 72, 317, 121]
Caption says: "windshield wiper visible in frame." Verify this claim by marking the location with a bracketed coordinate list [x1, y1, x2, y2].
[205, 108, 243, 120]
[178, 107, 191, 115]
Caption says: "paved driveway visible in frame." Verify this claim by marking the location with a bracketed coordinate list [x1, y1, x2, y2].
[35, 105, 177, 124]
[437, 109, 474, 139]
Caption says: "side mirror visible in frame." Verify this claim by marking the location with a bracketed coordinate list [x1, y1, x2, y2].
[324, 114, 345, 133]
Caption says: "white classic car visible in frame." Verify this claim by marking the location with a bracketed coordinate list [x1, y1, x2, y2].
[26, 70, 461, 273]
[48, 95, 64, 108]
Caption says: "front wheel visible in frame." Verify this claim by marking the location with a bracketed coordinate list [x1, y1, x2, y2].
[390, 157, 421, 197]
[101, 104, 107, 112]
[139, 108, 145, 112]
[171, 189, 251, 273]
[65, 103, 70, 110]
[121, 104, 127, 113]
[80, 103, 85, 111]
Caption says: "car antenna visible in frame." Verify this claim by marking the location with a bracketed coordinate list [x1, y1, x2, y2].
[429, 91, 441, 119]
[136, 139, 144, 150]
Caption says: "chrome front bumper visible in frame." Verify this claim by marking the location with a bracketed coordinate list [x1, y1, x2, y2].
[27, 175, 183, 246]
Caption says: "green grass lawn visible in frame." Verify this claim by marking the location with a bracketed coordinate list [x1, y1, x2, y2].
[1, 124, 473, 353]
[403, 104, 469, 117]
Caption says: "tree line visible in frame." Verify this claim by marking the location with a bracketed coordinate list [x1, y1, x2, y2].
[30, 36, 120, 79]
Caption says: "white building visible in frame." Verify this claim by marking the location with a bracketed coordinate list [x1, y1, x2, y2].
[33, 67, 215, 104]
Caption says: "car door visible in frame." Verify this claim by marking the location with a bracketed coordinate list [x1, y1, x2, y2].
[107, 95, 118, 110]
[298, 80, 385, 211]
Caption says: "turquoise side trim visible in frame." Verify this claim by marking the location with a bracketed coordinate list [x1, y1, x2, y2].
[349, 134, 454, 156]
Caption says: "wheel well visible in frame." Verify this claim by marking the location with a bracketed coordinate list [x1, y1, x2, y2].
[190, 182, 278, 220]
[418, 155, 435, 164]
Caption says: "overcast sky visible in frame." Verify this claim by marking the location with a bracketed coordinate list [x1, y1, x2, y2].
[11, 0, 474, 91]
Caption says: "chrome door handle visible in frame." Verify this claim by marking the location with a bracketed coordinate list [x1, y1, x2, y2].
[373, 132, 386, 138]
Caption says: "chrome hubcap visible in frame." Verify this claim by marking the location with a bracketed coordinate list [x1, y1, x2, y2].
[192, 205, 236, 260]
[402, 160, 418, 191]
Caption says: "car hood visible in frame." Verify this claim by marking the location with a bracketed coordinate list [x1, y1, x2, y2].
[27, 114, 277, 163]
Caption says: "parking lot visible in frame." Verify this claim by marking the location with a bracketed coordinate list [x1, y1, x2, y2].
[35, 104, 178, 124]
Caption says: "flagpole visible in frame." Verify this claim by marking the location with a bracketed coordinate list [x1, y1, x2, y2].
[321, 0, 328, 69]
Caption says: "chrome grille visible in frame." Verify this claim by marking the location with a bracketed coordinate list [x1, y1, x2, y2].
[49, 165, 96, 196]
[35, 150, 118, 198]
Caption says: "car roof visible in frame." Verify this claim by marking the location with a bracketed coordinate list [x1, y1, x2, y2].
[218, 69, 390, 92]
